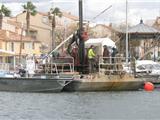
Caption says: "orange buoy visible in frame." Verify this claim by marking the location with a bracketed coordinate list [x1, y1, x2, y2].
[144, 82, 154, 91]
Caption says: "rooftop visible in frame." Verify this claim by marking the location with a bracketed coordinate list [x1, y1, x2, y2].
[128, 19, 159, 34]
[0, 30, 40, 42]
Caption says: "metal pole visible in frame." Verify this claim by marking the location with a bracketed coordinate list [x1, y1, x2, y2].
[92, 5, 112, 20]
[79, 0, 83, 33]
[126, 0, 129, 63]
[19, 22, 23, 63]
[158, 41, 159, 59]
[63, 19, 67, 52]
[13, 56, 16, 70]
[52, 17, 55, 50]
[79, 0, 85, 69]
[154, 45, 156, 61]
[51, 2, 55, 51]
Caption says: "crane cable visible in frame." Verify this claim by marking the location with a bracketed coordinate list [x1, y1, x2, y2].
[92, 5, 112, 20]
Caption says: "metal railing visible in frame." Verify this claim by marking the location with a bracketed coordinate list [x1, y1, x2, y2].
[98, 56, 135, 75]
[43, 57, 74, 74]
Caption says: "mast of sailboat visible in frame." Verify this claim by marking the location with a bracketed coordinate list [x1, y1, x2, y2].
[126, 0, 129, 63]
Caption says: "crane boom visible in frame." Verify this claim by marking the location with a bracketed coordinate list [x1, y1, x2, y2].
[92, 5, 112, 20]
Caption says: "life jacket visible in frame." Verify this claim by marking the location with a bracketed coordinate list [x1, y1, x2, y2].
[88, 48, 95, 59]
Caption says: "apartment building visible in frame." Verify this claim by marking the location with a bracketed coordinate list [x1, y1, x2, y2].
[0, 18, 41, 70]
[15, 11, 78, 51]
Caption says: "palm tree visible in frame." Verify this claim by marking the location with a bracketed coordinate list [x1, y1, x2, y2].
[48, 7, 62, 50]
[22, 1, 37, 35]
[0, 4, 11, 29]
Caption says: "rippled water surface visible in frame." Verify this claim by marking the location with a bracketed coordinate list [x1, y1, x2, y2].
[0, 91, 160, 120]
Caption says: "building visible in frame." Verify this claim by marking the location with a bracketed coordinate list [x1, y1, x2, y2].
[14, 11, 78, 51]
[119, 19, 160, 60]
[153, 17, 160, 30]
[0, 29, 41, 70]
[89, 24, 118, 42]
[0, 17, 41, 69]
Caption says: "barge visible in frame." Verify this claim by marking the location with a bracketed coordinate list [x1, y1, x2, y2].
[63, 74, 144, 92]
[0, 75, 73, 92]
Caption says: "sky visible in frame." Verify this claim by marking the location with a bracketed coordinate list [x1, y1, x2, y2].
[1, 0, 160, 25]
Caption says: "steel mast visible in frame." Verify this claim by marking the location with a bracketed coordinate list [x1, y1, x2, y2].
[78, 0, 85, 73]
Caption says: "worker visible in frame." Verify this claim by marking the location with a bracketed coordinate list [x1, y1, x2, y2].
[103, 45, 110, 63]
[88, 45, 96, 74]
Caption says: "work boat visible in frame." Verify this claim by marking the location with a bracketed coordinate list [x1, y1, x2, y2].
[0, 76, 72, 92]
[0, 57, 74, 92]
[63, 56, 145, 92]
[0, 56, 151, 92]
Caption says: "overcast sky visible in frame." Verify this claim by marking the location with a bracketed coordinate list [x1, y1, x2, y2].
[1, 0, 160, 25]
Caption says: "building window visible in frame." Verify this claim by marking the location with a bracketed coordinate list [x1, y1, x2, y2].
[22, 43, 25, 49]
[5, 42, 7, 50]
[42, 16, 49, 24]
[29, 30, 37, 39]
[8, 56, 13, 64]
[0, 57, 2, 63]
[29, 43, 32, 49]
[32, 42, 35, 49]
[11, 42, 14, 51]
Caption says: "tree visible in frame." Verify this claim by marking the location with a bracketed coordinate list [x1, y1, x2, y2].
[22, 1, 37, 35]
[40, 44, 48, 54]
[54, 23, 77, 53]
[0, 4, 11, 29]
[48, 7, 62, 50]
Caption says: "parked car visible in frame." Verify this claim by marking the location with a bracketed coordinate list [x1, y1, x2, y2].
[136, 60, 160, 75]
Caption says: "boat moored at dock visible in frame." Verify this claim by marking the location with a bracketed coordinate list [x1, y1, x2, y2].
[0, 75, 73, 92]
[63, 74, 144, 92]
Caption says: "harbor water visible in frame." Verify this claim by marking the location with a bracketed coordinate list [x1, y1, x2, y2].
[0, 91, 160, 120]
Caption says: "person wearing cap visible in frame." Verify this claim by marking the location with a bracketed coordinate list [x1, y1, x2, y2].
[88, 45, 96, 74]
